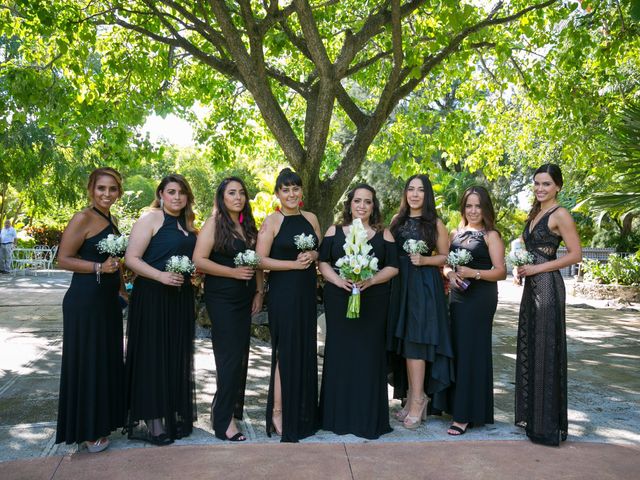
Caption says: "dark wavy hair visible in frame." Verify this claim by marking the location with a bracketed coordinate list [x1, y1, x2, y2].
[87, 167, 123, 201]
[340, 184, 383, 231]
[275, 167, 302, 192]
[390, 174, 438, 250]
[212, 177, 257, 253]
[527, 163, 564, 224]
[151, 173, 196, 232]
[459, 185, 499, 235]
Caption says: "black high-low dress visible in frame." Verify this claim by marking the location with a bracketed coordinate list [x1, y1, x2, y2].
[387, 216, 453, 413]
[319, 227, 398, 439]
[56, 222, 125, 444]
[448, 230, 497, 426]
[515, 206, 568, 446]
[204, 238, 255, 440]
[265, 213, 319, 442]
[125, 211, 197, 441]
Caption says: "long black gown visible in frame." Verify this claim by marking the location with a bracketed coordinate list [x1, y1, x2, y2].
[319, 227, 398, 439]
[125, 211, 197, 441]
[448, 230, 497, 426]
[266, 213, 318, 442]
[515, 206, 568, 446]
[387, 217, 453, 413]
[56, 224, 125, 444]
[204, 237, 255, 440]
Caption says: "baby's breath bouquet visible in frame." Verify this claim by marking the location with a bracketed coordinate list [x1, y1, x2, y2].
[97, 234, 128, 257]
[447, 248, 474, 291]
[165, 255, 196, 291]
[403, 239, 429, 255]
[234, 249, 261, 285]
[335, 218, 379, 318]
[294, 233, 316, 252]
[509, 250, 535, 267]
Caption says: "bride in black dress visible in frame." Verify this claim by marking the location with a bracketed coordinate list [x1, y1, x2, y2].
[318, 184, 399, 439]
[515, 164, 581, 446]
[56, 167, 125, 453]
[387, 175, 452, 430]
[256, 168, 321, 442]
[193, 177, 264, 442]
[124, 174, 198, 446]
[443, 186, 506, 436]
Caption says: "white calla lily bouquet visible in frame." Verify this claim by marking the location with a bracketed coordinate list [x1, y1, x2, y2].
[335, 219, 379, 318]
[97, 234, 128, 257]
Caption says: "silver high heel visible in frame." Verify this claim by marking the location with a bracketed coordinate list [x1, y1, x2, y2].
[403, 394, 428, 430]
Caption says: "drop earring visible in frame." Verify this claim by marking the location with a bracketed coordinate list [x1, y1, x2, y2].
[239, 212, 244, 224]
[160, 198, 164, 209]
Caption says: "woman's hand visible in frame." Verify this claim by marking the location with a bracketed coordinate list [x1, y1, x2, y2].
[355, 277, 376, 292]
[334, 277, 353, 292]
[102, 256, 121, 274]
[295, 251, 316, 269]
[409, 253, 423, 266]
[251, 292, 264, 315]
[517, 264, 538, 277]
[158, 271, 184, 287]
[447, 270, 464, 289]
[233, 266, 256, 281]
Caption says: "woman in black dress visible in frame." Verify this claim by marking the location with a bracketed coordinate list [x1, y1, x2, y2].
[193, 177, 264, 442]
[387, 175, 452, 430]
[256, 168, 321, 442]
[515, 164, 581, 446]
[124, 174, 198, 446]
[56, 167, 125, 453]
[318, 184, 399, 439]
[444, 186, 506, 435]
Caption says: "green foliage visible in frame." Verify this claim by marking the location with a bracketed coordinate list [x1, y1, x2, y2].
[582, 252, 640, 286]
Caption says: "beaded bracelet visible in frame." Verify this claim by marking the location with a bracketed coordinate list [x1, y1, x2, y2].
[95, 262, 102, 284]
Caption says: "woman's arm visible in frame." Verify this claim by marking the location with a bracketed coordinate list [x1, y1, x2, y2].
[256, 214, 309, 271]
[410, 219, 449, 267]
[455, 230, 507, 282]
[193, 217, 255, 281]
[518, 208, 582, 277]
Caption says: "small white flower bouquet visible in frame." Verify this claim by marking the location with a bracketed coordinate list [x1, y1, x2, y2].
[335, 218, 379, 318]
[403, 239, 429, 255]
[97, 234, 128, 257]
[508, 250, 534, 267]
[447, 248, 474, 291]
[234, 249, 261, 268]
[294, 233, 316, 251]
[165, 255, 196, 275]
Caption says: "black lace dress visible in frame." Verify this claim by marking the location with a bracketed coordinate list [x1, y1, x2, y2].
[448, 230, 497, 426]
[125, 211, 197, 442]
[265, 213, 319, 442]
[56, 223, 125, 444]
[319, 227, 398, 439]
[515, 207, 568, 446]
[387, 217, 453, 413]
[204, 238, 256, 440]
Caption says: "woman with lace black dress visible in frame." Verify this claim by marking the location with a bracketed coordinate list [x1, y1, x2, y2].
[124, 174, 198, 446]
[319, 184, 399, 439]
[56, 168, 126, 453]
[193, 177, 263, 442]
[387, 175, 452, 430]
[443, 186, 506, 436]
[256, 168, 322, 442]
[515, 164, 581, 446]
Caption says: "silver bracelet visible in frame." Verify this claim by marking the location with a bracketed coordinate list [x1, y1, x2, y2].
[95, 262, 102, 284]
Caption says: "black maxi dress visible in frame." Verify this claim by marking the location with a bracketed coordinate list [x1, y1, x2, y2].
[319, 227, 398, 439]
[204, 238, 256, 440]
[515, 206, 568, 446]
[448, 230, 497, 426]
[56, 222, 125, 444]
[125, 211, 197, 441]
[266, 213, 319, 442]
[387, 217, 453, 413]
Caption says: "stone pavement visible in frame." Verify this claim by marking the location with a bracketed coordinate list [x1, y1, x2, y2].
[0, 271, 639, 479]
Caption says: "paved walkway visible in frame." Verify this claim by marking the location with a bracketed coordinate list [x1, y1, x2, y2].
[1, 271, 639, 479]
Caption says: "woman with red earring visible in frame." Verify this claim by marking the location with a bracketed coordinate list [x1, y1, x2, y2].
[193, 177, 262, 441]
[256, 168, 322, 442]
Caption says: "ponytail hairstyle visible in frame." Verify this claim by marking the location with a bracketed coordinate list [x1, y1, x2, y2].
[459, 185, 499, 235]
[275, 167, 303, 192]
[151, 174, 196, 232]
[390, 174, 438, 250]
[87, 167, 123, 201]
[526, 163, 563, 224]
[340, 183, 383, 231]
[212, 177, 258, 252]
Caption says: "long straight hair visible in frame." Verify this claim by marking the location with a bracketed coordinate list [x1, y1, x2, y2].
[151, 174, 196, 232]
[390, 174, 438, 250]
[340, 184, 383, 231]
[212, 177, 258, 252]
[527, 163, 563, 224]
[459, 185, 499, 235]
